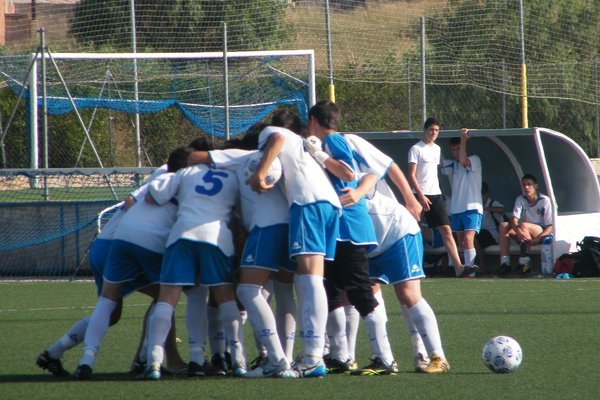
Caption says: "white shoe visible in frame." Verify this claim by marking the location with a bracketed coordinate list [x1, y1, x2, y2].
[415, 353, 430, 372]
[244, 358, 290, 378]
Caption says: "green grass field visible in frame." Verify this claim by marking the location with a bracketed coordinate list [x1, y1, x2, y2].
[1, 278, 599, 400]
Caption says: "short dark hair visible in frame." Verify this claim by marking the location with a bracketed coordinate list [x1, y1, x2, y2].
[189, 135, 213, 152]
[271, 108, 302, 134]
[481, 181, 489, 194]
[449, 137, 461, 146]
[167, 147, 191, 172]
[424, 117, 440, 130]
[521, 173, 537, 184]
[308, 100, 341, 130]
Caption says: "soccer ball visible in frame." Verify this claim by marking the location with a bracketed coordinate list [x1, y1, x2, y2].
[243, 151, 282, 185]
[482, 335, 523, 373]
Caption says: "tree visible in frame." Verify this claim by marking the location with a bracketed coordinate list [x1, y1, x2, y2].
[70, 0, 290, 52]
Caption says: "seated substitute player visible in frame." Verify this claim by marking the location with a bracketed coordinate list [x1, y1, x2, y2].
[440, 129, 482, 277]
[248, 108, 341, 378]
[72, 148, 190, 380]
[187, 122, 298, 378]
[143, 139, 246, 380]
[340, 134, 450, 374]
[474, 182, 505, 271]
[497, 173, 553, 275]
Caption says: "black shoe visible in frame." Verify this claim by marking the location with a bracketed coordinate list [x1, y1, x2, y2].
[324, 355, 355, 374]
[188, 361, 210, 377]
[458, 265, 479, 278]
[130, 357, 146, 374]
[496, 263, 511, 275]
[209, 354, 228, 376]
[249, 352, 268, 371]
[73, 364, 92, 380]
[36, 351, 70, 377]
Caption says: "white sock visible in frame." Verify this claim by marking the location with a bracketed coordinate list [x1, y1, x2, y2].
[373, 289, 387, 322]
[363, 304, 394, 365]
[501, 255, 510, 265]
[138, 303, 155, 364]
[237, 284, 286, 363]
[185, 285, 208, 364]
[326, 307, 349, 361]
[147, 302, 174, 366]
[400, 305, 427, 359]
[207, 304, 225, 358]
[80, 297, 117, 368]
[262, 278, 274, 303]
[464, 248, 477, 266]
[48, 316, 90, 359]
[219, 300, 245, 367]
[274, 280, 297, 361]
[344, 305, 359, 360]
[294, 274, 327, 363]
[407, 298, 445, 358]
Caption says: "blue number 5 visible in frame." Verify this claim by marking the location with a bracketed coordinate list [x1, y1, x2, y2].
[195, 170, 228, 196]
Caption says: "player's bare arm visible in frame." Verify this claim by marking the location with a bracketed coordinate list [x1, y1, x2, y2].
[408, 162, 431, 211]
[339, 173, 378, 207]
[459, 128, 471, 168]
[247, 133, 283, 193]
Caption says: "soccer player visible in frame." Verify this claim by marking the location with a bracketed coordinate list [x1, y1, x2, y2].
[497, 173, 553, 274]
[303, 101, 397, 375]
[408, 117, 470, 276]
[72, 147, 190, 379]
[248, 108, 341, 378]
[187, 124, 298, 378]
[441, 128, 482, 277]
[143, 138, 245, 380]
[342, 134, 450, 374]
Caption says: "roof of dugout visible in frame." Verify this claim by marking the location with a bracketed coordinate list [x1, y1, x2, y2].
[357, 127, 600, 257]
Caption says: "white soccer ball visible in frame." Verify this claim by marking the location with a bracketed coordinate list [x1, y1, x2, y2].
[244, 151, 283, 185]
[482, 335, 523, 373]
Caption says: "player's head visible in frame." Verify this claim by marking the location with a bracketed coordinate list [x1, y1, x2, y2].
[241, 121, 268, 150]
[308, 100, 341, 131]
[423, 117, 440, 143]
[449, 137, 461, 158]
[189, 135, 213, 152]
[167, 146, 191, 172]
[521, 173, 538, 196]
[481, 181, 489, 196]
[271, 108, 302, 134]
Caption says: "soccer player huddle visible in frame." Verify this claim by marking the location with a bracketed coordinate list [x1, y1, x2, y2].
[37, 101, 451, 380]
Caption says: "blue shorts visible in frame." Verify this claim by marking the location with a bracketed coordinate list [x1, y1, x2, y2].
[289, 202, 340, 261]
[88, 238, 112, 296]
[423, 227, 444, 249]
[450, 210, 482, 233]
[369, 233, 425, 285]
[161, 239, 235, 286]
[241, 224, 295, 273]
[103, 239, 160, 295]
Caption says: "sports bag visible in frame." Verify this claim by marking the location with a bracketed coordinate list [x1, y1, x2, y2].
[574, 236, 600, 277]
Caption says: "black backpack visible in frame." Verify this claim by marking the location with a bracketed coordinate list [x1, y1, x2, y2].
[574, 236, 600, 277]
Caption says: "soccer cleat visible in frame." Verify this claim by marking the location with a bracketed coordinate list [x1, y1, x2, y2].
[323, 355, 354, 374]
[518, 263, 531, 274]
[144, 363, 162, 380]
[72, 364, 92, 380]
[496, 263, 511, 275]
[209, 353, 229, 376]
[422, 355, 450, 373]
[458, 265, 479, 278]
[231, 363, 247, 377]
[188, 361, 218, 378]
[350, 357, 398, 376]
[289, 358, 328, 378]
[414, 353, 430, 372]
[36, 351, 69, 377]
[245, 358, 291, 378]
[249, 352, 268, 370]
[130, 357, 146, 374]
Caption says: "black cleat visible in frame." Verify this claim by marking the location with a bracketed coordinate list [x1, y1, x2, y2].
[36, 351, 69, 377]
[496, 263, 511, 275]
[458, 265, 479, 278]
[73, 364, 92, 380]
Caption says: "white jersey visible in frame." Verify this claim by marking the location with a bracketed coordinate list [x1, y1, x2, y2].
[481, 197, 504, 241]
[342, 133, 420, 255]
[512, 193, 553, 227]
[441, 155, 483, 214]
[209, 148, 289, 231]
[407, 140, 442, 195]
[148, 164, 239, 256]
[113, 173, 178, 253]
[366, 190, 421, 258]
[258, 126, 341, 209]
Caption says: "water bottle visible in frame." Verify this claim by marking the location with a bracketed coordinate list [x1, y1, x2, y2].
[541, 237, 553, 275]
